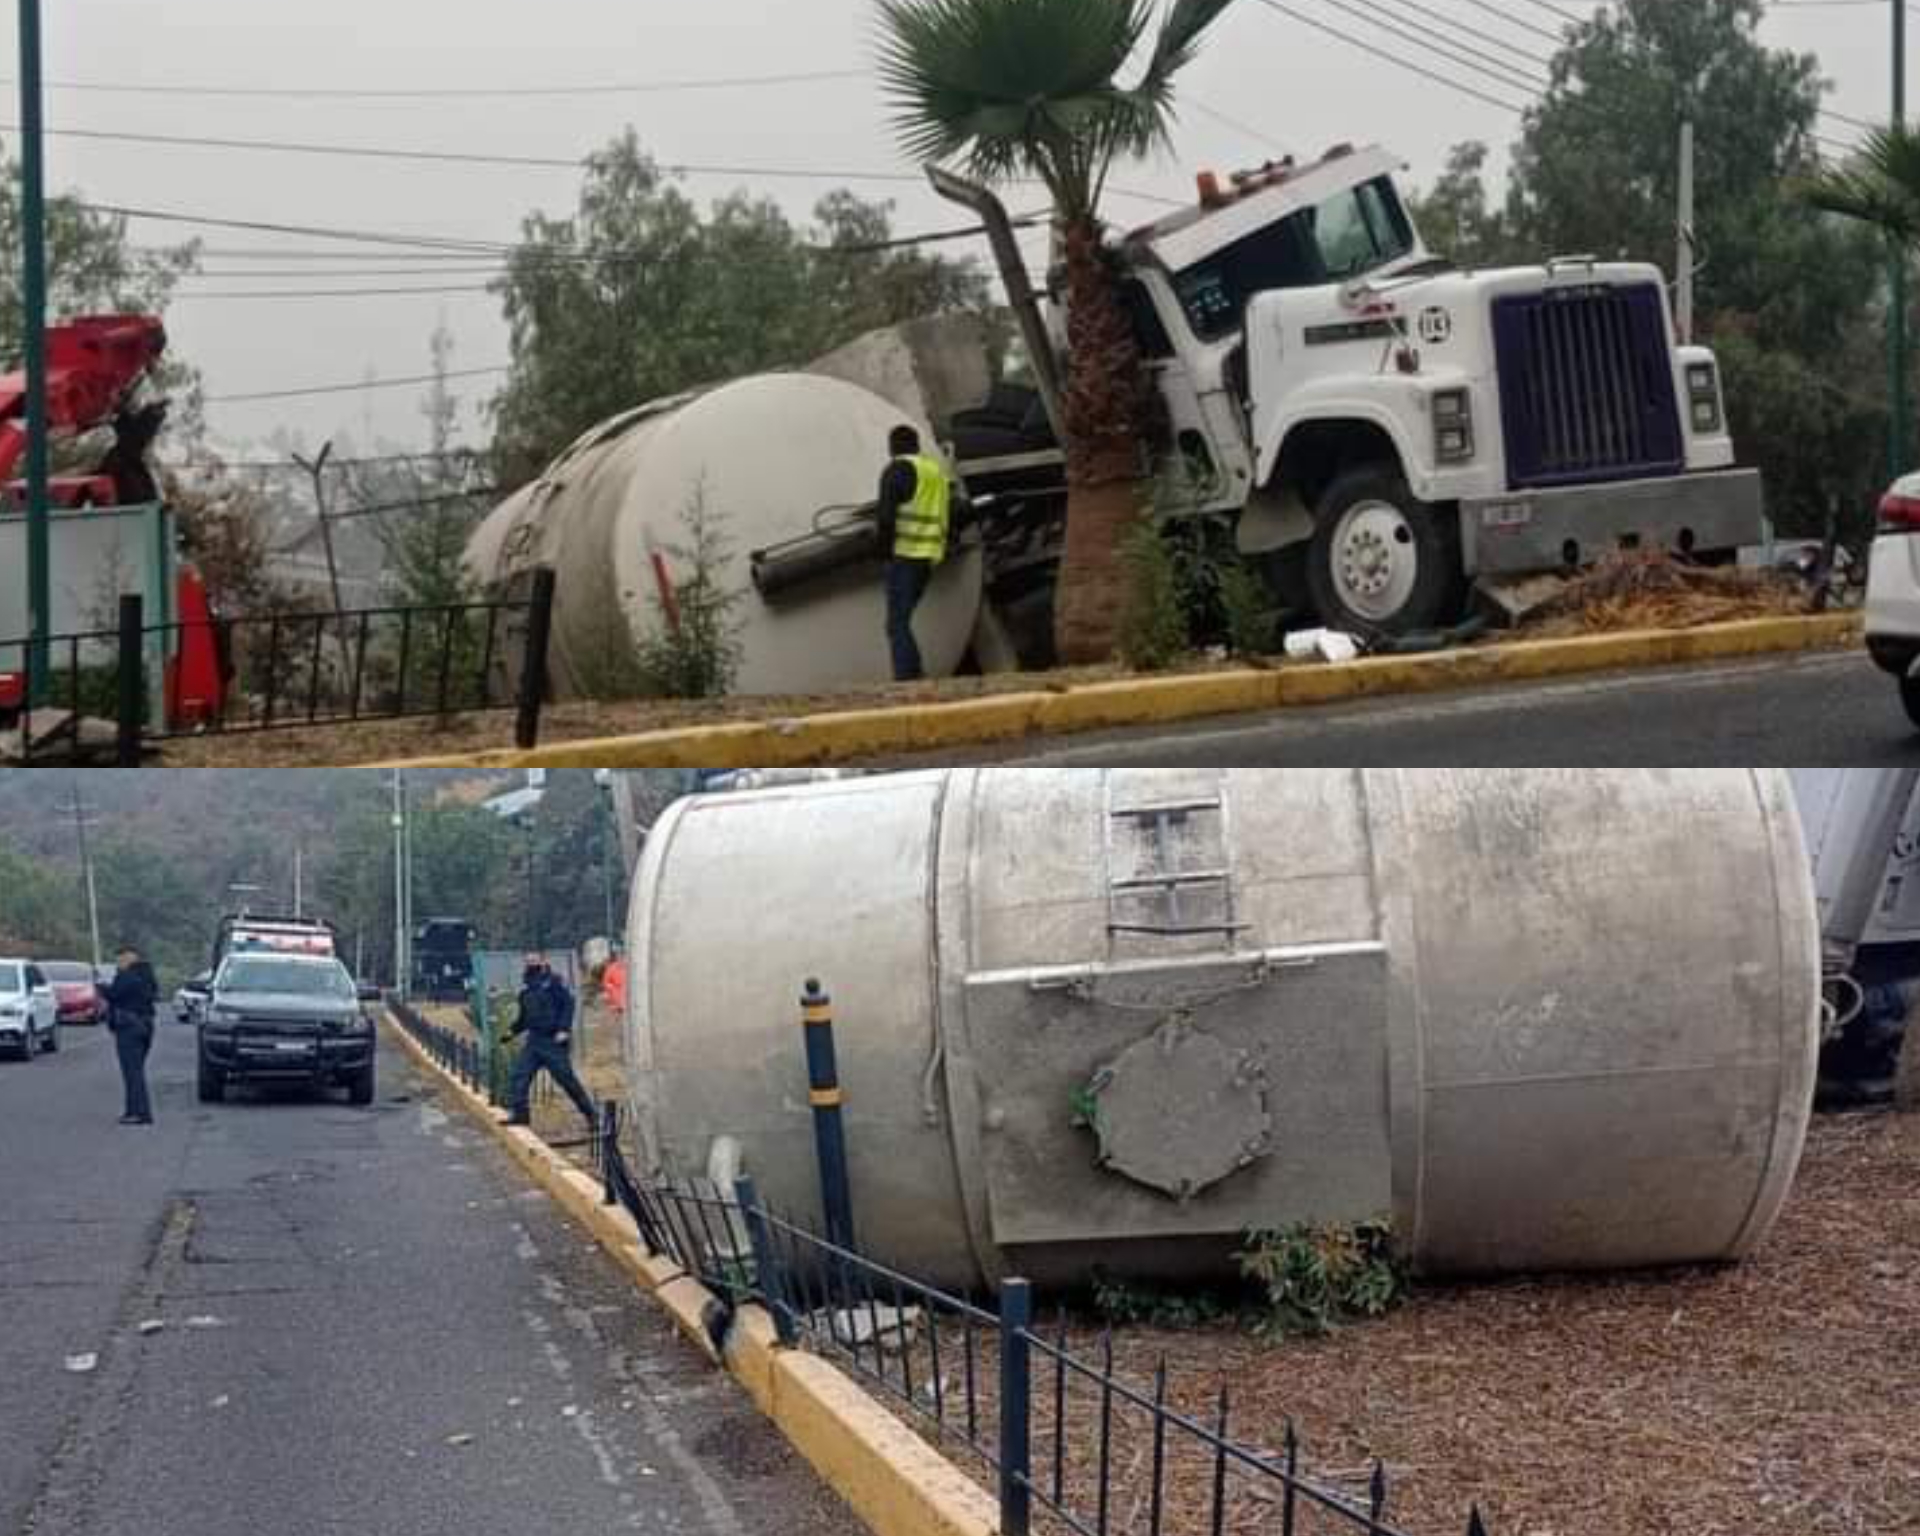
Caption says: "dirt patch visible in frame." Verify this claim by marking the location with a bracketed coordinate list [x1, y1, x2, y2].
[151, 664, 1148, 767]
[945, 1111, 1920, 1536]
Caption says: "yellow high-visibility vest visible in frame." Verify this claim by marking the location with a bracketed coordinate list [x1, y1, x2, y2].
[893, 454, 952, 564]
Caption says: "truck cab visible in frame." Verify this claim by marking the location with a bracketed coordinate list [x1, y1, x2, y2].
[948, 142, 1760, 638]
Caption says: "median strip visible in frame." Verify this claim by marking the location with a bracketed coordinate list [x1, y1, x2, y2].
[381, 612, 1862, 770]
[382, 1009, 999, 1536]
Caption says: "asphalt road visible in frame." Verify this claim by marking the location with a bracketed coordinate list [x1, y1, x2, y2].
[0, 1020, 860, 1536]
[881, 650, 1920, 766]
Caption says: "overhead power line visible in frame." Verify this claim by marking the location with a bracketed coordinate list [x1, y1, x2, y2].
[0, 67, 869, 100]
[42, 127, 1181, 209]
[103, 202, 1041, 264]
[174, 284, 500, 301]
[205, 366, 512, 404]
[1253, 0, 1533, 113]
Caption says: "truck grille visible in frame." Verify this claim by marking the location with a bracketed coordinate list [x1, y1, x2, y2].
[1491, 284, 1684, 489]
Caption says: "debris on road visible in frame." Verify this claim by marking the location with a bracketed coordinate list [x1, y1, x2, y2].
[136, 1319, 165, 1336]
[445, 1432, 475, 1447]
[62, 1352, 98, 1374]
[1523, 551, 1808, 635]
[1283, 628, 1361, 664]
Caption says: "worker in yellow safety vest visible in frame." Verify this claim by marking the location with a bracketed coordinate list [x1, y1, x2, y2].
[875, 424, 953, 682]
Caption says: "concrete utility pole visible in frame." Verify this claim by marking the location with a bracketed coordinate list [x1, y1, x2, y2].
[17, 0, 51, 702]
[1895, 0, 1912, 481]
[1676, 118, 1696, 347]
[66, 781, 101, 970]
[293, 843, 304, 919]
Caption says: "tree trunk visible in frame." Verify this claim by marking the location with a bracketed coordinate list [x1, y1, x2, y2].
[1052, 216, 1152, 665]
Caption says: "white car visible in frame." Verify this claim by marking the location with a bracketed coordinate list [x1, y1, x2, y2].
[0, 959, 60, 1059]
[1866, 472, 1920, 725]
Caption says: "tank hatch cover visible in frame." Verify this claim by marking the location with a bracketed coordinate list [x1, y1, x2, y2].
[1088, 1017, 1271, 1201]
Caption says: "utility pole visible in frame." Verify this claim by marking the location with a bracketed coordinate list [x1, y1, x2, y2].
[18, 0, 51, 702]
[292, 843, 303, 919]
[66, 781, 101, 970]
[391, 770, 407, 995]
[1676, 118, 1696, 347]
[1895, 0, 1912, 481]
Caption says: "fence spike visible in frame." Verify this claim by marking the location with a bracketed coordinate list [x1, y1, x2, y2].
[1370, 1458, 1388, 1520]
[1466, 1505, 1489, 1536]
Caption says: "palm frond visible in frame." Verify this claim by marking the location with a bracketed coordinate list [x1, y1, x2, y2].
[1802, 123, 1920, 246]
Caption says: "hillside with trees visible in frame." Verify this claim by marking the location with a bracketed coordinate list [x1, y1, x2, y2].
[0, 771, 692, 984]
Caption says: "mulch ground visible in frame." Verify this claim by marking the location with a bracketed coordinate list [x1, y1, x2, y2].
[994, 1111, 1920, 1536]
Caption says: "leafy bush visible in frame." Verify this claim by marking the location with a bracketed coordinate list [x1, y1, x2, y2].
[1218, 560, 1282, 657]
[1117, 515, 1190, 672]
[1090, 1273, 1230, 1329]
[1236, 1220, 1403, 1339]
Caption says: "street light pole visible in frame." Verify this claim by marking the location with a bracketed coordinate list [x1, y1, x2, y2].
[18, 0, 52, 702]
[1895, 0, 1912, 481]
[391, 771, 406, 996]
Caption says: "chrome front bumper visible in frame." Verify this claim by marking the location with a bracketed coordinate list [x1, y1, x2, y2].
[1460, 468, 1764, 577]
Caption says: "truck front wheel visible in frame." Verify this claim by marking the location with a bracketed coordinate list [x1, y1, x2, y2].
[1306, 467, 1464, 637]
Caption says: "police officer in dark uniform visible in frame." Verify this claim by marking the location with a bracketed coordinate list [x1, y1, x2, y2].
[503, 952, 596, 1129]
[101, 944, 159, 1125]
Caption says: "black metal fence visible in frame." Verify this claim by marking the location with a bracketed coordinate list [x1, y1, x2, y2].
[389, 997, 1495, 1536]
[605, 1143, 1492, 1536]
[390, 996, 556, 1113]
[2, 568, 555, 763]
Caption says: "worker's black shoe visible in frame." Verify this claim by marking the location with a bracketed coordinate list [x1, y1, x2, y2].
[502, 1114, 531, 1127]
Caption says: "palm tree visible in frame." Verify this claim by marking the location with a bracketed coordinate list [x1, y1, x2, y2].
[1804, 124, 1920, 247]
[877, 0, 1240, 664]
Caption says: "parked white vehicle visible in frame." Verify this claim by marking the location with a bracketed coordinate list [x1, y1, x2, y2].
[1865, 472, 1920, 725]
[0, 959, 60, 1059]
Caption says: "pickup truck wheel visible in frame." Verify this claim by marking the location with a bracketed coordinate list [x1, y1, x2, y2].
[1898, 673, 1920, 730]
[43, 1022, 58, 1053]
[346, 1061, 376, 1106]
[1307, 467, 1464, 636]
[197, 1061, 226, 1103]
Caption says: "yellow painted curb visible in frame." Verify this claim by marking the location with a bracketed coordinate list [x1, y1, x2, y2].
[383, 1012, 998, 1536]
[382, 612, 1862, 770]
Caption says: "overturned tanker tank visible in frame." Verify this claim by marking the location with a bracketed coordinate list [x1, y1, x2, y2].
[624, 768, 1820, 1289]
[464, 373, 986, 697]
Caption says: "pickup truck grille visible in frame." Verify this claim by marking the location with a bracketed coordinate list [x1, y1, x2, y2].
[1491, 284, 1684, 489]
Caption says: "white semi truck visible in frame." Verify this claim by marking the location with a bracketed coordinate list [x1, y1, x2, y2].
[468, 141, 1762, 693]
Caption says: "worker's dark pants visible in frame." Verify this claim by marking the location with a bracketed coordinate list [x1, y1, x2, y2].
[113, 1019, 154, 1121]
[886, 558, 936, 681]
[508, 1035, 596, 1124]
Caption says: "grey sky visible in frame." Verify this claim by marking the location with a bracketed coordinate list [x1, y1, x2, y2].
[4, 0, 1899, 455]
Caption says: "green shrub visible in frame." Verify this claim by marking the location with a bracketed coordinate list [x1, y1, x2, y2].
[1218, 560, 1282, 657]
[1236, 1220, 1404, 1339]
[634, 486, 745, 700]
[1117, 516, 1190, 672]
[1090, 1273, 1230, 1329]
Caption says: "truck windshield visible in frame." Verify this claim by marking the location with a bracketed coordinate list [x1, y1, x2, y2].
[1172, 175, 1416, 342]
[220, 959, 354, 998]
[43, 962, 93, 982]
